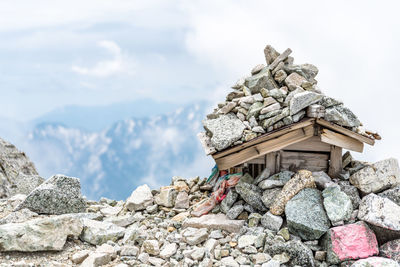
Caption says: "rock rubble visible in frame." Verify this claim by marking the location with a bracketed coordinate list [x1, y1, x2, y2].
[199, 45, 379, 153]
[0, 148, 399, 266]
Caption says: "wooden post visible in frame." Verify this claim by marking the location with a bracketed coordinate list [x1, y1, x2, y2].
[328, 145, 342, 178]
[266, 152, 276, 175]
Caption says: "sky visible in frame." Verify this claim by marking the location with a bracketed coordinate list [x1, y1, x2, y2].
[0, 0, 400, 163]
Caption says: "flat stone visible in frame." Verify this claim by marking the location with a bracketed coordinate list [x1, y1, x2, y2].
[358, 194, 400, 243]
[245, 67, 278, 93]
[0, 215, 82, 252]
[289, 91, 323, 115]
[270, 170, 316, 216]
[284, 63, 319, 82]
[324, 105, 361, 127]
[0, 208, 38, 224]
[142, 240, 160, 256]
[324, 221, 378, 264]
[318, 96, 342, 108]
[220, 256, 239, 267]
[120, 245, 139, 256]
[322, 186, 353, 223]
[182, 227, 209, 245]
[80, 218, 125, 245]
[261, 211, 283, 232]
[258, 170, 293, 189]
[350, 158, 400, 194]
[350, 257, 399, 267]
[160, 243, 177, 259]
[125, 184, 154, 211]
[235, 181, 267, 211]
[247, 102, 264, 119]
[284, 72, 308, 90]
[268, 88, 287, 99]
[183, 214, 245, 233]
[238, 235, 257, 248]
[219, 102, 237, 114]
[72, 250, 90, 264]
[262, 107, 290, 129]
[155, 186, 177, 208]
[203, 113, 246, 151]
[379, 186, 400, 206]
[264, 240, 315, 267]
[15, 174, 86, 215]
[174, 191, 189, 209]
[251, 64, 266, 75]
[286, 188, 330, 240]
[227, 204, 244, 220]
[80, 252, 111, 267]
[269, 48, 292, 70]
[380, 239, 400, 263]
[260, 103, 281, 115]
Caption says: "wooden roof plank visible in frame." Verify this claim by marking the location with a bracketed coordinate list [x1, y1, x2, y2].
[215, 125, 314, 170]
[212, 118, 316, 159]
[321, 128, 364, 153]
[316, 118, 375, 146]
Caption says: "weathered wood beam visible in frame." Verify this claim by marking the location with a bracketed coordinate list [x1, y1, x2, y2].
[316, 118, 375, 146]
[213, 118, 316, 159]
[321, 128, 364, 153]
[284, 136, 331, 152]
[328, 145, 343, 178]
[215, 125, 314, 170]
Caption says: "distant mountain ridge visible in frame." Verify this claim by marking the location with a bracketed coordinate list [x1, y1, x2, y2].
[27, 101, 214, 200]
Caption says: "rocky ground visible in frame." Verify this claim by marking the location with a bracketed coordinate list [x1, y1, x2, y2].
[0, 138, 400, 266]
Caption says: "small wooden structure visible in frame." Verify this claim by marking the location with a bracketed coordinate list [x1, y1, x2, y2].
[212, 118, 376, 178]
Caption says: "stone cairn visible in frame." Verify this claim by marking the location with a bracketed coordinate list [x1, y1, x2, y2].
[199, 45, 380, 154]
[0, 138, 400, 266]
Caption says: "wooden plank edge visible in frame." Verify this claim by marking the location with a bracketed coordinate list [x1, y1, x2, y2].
[212, 118, 316, 160]
[316, 118, 375, 146]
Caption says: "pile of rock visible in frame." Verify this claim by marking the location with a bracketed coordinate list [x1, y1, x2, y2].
[1, 144, 400, 266]
[199, 45, 379, 153]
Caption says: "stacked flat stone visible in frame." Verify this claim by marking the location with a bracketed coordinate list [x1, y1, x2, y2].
[201, 45, 376, 153]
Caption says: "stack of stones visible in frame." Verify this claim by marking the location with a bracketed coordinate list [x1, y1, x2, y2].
[200, 45, 378, 153]
[1, 134, 400, 266]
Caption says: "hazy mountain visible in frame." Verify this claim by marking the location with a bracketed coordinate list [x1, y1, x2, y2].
[25, 101, 214, 200]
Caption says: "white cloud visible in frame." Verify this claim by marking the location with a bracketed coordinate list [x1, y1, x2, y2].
[72, 40, 134, 77]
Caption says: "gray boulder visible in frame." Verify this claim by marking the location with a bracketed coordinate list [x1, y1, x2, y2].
[324, 105, 361, 127]
[220, 189, 239, 213]
[289, 91, 323, 115]
[15, 174, 86, 215]
[338, 181, 361, 209]
[350, 158, 400, 194]
[235, 182, 267, 211]
[264, 240, 315, 267]
[0, 137, 39, 198]
[322, 186, 353, 223]
[350, 257, 399, 267]
[261, 211, 283, 232]
[202, 113, 246, 151]
[0, 215, 82, 251]
[379, 186, 400, 206]
[245, 66, 277, 93]
[261, 187, 282, 208]
[80, 218, 125, 245]
[285, 188, 330, 240]
[358, 193, 400, 243]
[126, 184, 154, 211]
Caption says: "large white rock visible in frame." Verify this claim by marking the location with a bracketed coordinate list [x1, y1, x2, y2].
[289, 91, 323, 115]
[183, 214, 245, 233]
[155, 186, 177, 208]
[125, 184, 154, 211]
[202, 113, 246, 151]
[358, 193, 400, 243]
[80, 218, 125, 245]
[0, 215, 82, 251]
[350, 158, 400, 194]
